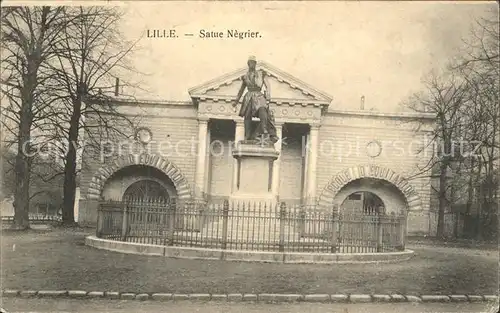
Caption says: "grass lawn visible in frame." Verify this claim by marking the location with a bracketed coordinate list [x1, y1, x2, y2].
[407, 236, 498, 250]
[1, 228, 498, 295]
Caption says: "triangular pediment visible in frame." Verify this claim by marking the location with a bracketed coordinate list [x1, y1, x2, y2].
[188, 61, 332, 107]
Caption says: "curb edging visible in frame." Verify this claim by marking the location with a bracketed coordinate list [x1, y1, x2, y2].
[85, 236, 415, 264]
[2, 290, 498, 303]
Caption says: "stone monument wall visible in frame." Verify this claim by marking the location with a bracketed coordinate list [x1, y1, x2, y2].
[315, 111, 434, 235]
[78, 103, 199, 225]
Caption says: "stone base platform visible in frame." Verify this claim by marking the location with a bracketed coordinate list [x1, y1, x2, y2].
[85, 236, 415, 264]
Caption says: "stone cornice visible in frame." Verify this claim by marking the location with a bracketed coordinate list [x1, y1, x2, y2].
[95, 97, 193, 107]
[197, 100, 322, 125]
[94, 97, 434, 121]
[322, 110, 434, 131]
[93, 96, 434, 125]
[232, 142, 279, 160]
[327, 109, 435, 120]
[189, 94, 330, 108]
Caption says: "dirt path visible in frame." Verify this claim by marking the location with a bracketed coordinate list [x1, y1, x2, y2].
[2, 298, 497, 313]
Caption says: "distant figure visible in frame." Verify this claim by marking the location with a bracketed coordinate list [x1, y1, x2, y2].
[233, 56, 278, 143]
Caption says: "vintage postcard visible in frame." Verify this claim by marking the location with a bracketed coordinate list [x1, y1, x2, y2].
[1, 1, 498, 312]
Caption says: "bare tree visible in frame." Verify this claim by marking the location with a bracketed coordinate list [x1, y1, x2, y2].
[450, 10, 499, 239]
[400, 8, 499, 240]
[1, 7, 69, 229]
[404, 70, 469, 238]
[45, 6, 142, 224]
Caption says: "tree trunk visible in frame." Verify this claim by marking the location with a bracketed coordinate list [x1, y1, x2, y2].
[436, 161, 448, 238]
[13, 61, 37, 230]
[477, 184, 484, 240]
[61, 95, 82, 225]
[450, 181, 458, 239]
[486, 152, 494, 214]
[475, 159, 483, 240]
[62, 153, 77, 225]
[13, 116, 32, 230]
[465, 157, 475, 215]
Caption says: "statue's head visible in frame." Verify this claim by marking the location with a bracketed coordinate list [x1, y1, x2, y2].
[247, 55, 257, 70]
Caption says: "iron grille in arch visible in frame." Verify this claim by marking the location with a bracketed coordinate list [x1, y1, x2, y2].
[123, 180, 169, 202]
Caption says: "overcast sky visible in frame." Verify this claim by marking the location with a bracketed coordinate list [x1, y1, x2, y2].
[5, 1, 495, 112]
[113, 1, 495, 112]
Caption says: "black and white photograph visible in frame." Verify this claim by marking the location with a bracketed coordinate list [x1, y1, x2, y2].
[0, 1, 498, 312]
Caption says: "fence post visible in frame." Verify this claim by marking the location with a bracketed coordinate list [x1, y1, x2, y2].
[390, 212, 395, 249]
[174, 199, 182, 230]
[167, 202, 175, 246]
[279, 202, 286, 252]
[120, 202, 129, 241]
[330, 205, 338, 253]
[376, 212, 383, 252]
[399, 211, 407, 250]
[197, 201, 205, 232]
[221, 200, 229, 250]
[96, 202, 103, 238]
[299, 206, 306, 238]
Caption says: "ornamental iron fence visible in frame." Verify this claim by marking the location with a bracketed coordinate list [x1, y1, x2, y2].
[96, 198, 406, 253]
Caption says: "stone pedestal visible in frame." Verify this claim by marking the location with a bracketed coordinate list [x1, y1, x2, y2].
[198, 140, 310, 248]
[231, 141, 279, 202]
[227, 141, 280, 243]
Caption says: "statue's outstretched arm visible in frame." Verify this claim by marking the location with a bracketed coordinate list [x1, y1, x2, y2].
[235, 77, 246, 103]
[263, 73, 271, 101]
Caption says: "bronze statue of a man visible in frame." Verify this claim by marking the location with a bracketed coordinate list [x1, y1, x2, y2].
[232, 56, 278, 144]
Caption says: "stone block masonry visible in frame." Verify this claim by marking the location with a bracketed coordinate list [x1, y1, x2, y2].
[77, 65, 435, 236]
